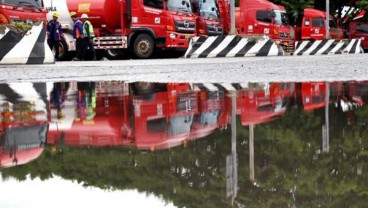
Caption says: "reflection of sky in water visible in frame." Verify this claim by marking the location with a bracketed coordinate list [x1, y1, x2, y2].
[0, 175, 176, 208]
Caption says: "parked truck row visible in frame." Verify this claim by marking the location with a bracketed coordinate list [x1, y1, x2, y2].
[1, 0, 368, 60]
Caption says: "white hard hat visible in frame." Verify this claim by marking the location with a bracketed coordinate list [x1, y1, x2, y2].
[81, 13, 89, 19]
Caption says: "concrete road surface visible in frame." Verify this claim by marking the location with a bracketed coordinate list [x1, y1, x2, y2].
[0, 54, 367, 83]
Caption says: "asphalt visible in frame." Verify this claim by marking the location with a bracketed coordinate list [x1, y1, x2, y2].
[0, 54, 367, 83]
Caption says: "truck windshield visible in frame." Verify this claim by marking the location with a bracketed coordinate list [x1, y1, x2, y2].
[167, 0, 193, 14]
[273, 10, 289, 26]
[357, 23, 368, 33]
[2, 0, 42, 9]
[199, 0, 219, 20]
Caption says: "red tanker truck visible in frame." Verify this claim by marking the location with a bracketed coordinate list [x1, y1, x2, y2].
[0, 0, 47, 25]
[43, 0, 197, 60]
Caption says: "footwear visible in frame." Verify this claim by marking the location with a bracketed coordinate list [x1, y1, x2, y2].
[72, 57, 80, 61]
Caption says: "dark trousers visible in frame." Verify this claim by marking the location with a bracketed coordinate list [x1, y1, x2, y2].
[82, 37, 95, 60]
[75, 38, 83, 60]
[47, 39, 60, 59]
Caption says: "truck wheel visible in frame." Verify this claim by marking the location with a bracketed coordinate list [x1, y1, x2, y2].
[133, 34, 155, 59]
[104, 49, 122, 60]
[57, 39, 72, 61]
[95, 50, 105, 60]
[132, 82, 155, 95]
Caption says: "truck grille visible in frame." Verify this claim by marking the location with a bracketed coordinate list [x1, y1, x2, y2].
[206, 24, 223, 36]
[175, 20, 195, 34]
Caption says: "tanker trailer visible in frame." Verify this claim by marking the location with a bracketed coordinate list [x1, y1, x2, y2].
[44, 0, 197, 60]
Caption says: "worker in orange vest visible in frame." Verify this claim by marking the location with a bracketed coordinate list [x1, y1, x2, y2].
[70, 12, 84, 60]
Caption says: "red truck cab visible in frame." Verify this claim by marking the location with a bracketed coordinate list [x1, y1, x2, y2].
[235, 0, 294, 52]
[0, 0, 47, 24]
[296, 8, 343, 41]
[348, 20, 368, 50]
[191, 0, 224, 36]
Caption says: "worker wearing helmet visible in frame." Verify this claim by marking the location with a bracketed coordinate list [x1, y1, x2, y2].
[81, 13, 96, 60]
[70, 12, 84, 60]
[46, 11, 64, 60]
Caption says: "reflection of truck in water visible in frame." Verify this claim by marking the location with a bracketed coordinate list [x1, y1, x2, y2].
[189, 84, 226, 141]
[236, 83, 292, 126]
[43, 0, 197, 60]
[0, 83, 49, 169]
[47, 82, 199, 151]
[295, 82, 327, 111]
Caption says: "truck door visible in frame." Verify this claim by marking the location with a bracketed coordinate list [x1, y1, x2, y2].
[132, 0, 167, 38]
[255, 10, 272, 36]
[310, 17, 325, 40]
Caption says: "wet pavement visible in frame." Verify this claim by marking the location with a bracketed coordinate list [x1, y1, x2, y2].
[0, 80, 368, 207]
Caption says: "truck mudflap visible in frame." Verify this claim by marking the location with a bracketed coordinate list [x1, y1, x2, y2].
[93, 36, 128, 50]
[165, 32, 195, 49]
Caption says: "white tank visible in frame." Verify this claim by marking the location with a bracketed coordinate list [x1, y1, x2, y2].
[43, 0, 73, 30]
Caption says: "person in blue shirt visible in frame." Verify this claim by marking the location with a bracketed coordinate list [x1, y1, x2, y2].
[70, 12, 84, 60]
[46, 12, 64, 60]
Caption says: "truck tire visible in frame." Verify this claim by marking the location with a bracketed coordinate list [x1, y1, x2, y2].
[57, 39, 72, 61]
[104, 49, 122, 60]
[95, 50, 105, 60]
[133, 34, 155, 59]
[132, 82, 155, 95]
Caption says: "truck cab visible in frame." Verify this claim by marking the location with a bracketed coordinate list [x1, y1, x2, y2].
[348, 20, 368, 51]
[191, 0, 224, 36]
[0, 0, 47, 25]
[129, 0, 197, 58]
[296, 8, 343, 41]
[236, 0, 294, 52]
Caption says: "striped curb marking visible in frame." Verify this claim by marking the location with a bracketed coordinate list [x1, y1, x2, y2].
[185, 35, 284, 58]
[0, 23, 54, 65]
[293, 39, 364, 56]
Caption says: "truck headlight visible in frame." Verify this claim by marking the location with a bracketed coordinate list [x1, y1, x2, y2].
[169, 33, 176, 39]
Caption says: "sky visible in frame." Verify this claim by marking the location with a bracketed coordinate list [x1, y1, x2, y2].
[0, 174, 177, 208]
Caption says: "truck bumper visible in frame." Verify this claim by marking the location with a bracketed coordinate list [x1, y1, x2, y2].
[165, 32, 195, 49]
[275, 39, 295, 53]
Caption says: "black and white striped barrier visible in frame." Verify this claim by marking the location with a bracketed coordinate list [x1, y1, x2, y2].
[0, 23, 54, 65]
[184, 35, 284, 58]
[293, 39, 364, 56]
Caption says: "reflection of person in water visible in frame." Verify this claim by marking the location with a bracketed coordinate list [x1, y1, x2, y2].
[75, 82, 96, 121]
[50, 82, 70, 120]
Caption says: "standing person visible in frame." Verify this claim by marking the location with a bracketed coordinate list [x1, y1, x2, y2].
[70, 12, 84, 60]
[46, 12, 64, 60]
[81, 14, 96, 60]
